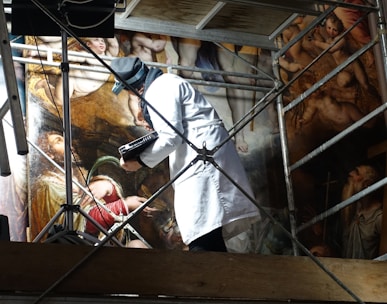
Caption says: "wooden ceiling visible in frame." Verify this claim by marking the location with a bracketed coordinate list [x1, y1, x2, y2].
[114, 0, 376, 50]
[4, 0, 377, 50]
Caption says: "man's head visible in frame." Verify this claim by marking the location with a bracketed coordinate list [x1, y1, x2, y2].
[111, 57, 149, 95]
[342, 165, 380, 204]
[37, 131, 81, 166]
[348, 165, 379, 194]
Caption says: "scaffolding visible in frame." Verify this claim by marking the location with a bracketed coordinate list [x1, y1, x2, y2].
[272, 0, 387, 260]
[1, 1, 387, 303]
[0, 0, 27, 176]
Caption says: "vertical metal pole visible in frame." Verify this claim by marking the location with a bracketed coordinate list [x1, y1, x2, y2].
[369, 1, 387, 104]
[0, 0, 28, 176]
[276, 93, 299, 256]
[271, 47, 300, 256]
[0, 105, 10, 176]
[60, 30, 74, 230]
[375, 0, 387, 256]
[376, 0, 387, 82]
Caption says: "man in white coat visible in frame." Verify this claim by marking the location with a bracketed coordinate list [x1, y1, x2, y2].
[111, 57, 260, 252]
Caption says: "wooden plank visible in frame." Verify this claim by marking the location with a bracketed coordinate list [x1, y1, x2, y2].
[0, 241, 386, 302]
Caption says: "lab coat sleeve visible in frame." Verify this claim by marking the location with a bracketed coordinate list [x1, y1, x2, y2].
[139, 75, 185, 168]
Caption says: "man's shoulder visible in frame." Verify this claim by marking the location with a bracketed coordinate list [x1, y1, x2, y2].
[154, 72, 185, 85]
[160, 72, 182, 80]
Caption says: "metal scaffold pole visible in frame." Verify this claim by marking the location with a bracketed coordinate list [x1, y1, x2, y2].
[0, 0, 28, 176]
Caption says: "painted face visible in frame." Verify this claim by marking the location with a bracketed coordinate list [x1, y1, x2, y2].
[48, 133, 65, 157]
[325, 19, 340, 38]
[348, 166, 368, 193]
[86, 38, 106, 54]
[47, 133, 81, 164]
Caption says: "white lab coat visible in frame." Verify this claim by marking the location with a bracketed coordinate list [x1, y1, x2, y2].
[139, 73, 260, 245]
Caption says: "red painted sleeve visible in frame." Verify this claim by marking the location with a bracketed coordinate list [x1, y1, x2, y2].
[85, 187, 129, 235]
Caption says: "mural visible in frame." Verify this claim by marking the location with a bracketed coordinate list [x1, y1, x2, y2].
[25, 34, 185, 249]
[0, 2, 385, 258]
[277, 9, 385, 258]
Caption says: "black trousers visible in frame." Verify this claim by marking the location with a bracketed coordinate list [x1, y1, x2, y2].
[188, 227, 227, 252]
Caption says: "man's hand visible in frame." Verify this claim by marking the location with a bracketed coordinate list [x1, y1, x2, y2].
[80, 178, 113, 208]
[120, 157, 143, 172]
[123, 195, 159, 217]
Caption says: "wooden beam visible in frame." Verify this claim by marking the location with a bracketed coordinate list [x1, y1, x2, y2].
[0, 242, 386, 303]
